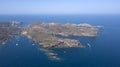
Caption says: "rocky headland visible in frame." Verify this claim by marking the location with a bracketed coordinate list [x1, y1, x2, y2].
[22, 22, 100, 49]
[21, 22, 101, 60]
[0, 22, 101, 60]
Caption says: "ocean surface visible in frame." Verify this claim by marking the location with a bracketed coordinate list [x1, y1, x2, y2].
[0, 14, 120, 67]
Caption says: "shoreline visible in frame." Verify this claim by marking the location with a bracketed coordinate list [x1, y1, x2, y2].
[0, 22, 100, 60]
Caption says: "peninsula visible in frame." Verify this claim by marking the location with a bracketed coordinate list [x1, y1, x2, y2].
[0, 22, 101, 60]
[22, 22, 99, 49]
[21, 22, 100, 60]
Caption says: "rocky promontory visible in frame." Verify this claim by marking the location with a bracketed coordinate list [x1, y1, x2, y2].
[0, 22, 101, 60]
[22, 22, 100, 49]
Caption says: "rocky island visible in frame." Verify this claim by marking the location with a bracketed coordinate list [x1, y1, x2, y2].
[0, 22, 101, 60]
[22, 23, 99, 49]
[21, 22, 100, 60]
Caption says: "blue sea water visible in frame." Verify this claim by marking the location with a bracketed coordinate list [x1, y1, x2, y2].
[0, 14, 120, 67]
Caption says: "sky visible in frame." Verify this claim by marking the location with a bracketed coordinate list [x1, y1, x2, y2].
[0, 0, 120, 14]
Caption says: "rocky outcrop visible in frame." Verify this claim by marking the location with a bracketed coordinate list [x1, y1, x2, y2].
[0, 22, 21, 44]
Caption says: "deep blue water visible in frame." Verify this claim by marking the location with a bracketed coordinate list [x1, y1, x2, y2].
[0, 15, 120, 67]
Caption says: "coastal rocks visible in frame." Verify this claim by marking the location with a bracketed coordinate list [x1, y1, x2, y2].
[0, 22, 21, 44]
[39, 48, 61, 61]
[51, 39, 84, 48]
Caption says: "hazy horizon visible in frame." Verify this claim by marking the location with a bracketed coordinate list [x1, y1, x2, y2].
[0, 0, 120, 14]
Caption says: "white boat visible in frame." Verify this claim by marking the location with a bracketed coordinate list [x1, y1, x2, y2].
[16, 44, 19, 46]
[63, 51, 66, 53]
[32, 44, 35, 46]
[87, 43, 91, 48]
[2, 42, 6, 45]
